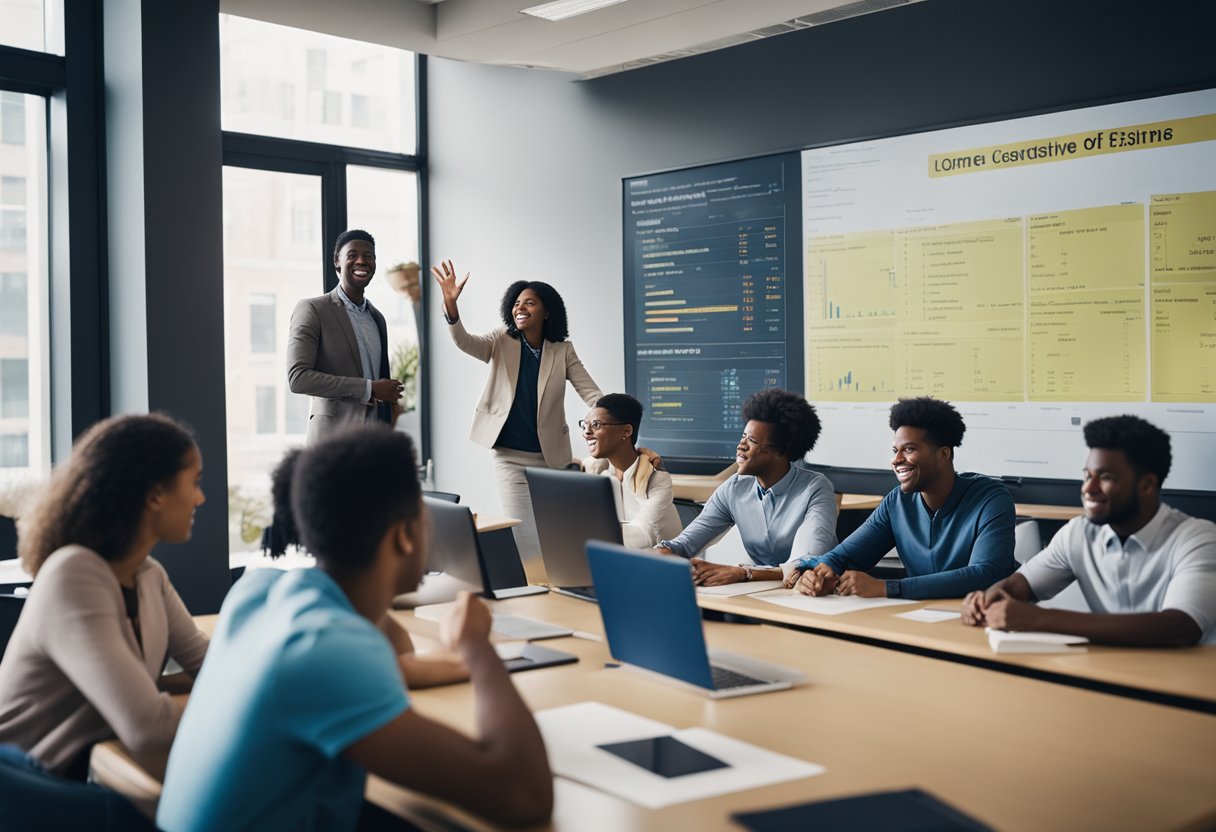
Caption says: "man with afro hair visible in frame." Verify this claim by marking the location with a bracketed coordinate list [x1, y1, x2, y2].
[657, 388, 838, 586]
[964, 415, 1216, 645]
[788, 396, 1016, 600]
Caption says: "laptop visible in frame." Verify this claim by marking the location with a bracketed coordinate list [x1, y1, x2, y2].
[398, 499, 569, 640]
[394, 497, 548, 608]
[525, 467, 623, 602]
[587, 541, 805, 698]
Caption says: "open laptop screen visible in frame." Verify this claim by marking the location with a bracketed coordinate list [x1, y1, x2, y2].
[586, 541, 715, 691]
[525, 468, 623, 589]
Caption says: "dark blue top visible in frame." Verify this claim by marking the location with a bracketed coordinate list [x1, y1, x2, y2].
[495, 336, 542, 453]
[795, 472, 1016, 599]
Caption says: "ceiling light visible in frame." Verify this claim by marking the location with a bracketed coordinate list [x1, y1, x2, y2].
[520, 0, 629, 22]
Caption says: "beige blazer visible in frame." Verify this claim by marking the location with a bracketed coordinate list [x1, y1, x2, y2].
[448, 319, 601, 469]
[287, 290, 391, 445]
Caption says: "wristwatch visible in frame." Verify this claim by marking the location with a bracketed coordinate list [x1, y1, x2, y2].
[737, 563, 754, 582]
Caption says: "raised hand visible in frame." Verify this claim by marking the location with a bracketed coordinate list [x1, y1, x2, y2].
[430, 259, 470, 320]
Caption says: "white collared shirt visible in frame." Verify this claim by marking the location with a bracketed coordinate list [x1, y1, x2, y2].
[1019, 503, 1216, 643]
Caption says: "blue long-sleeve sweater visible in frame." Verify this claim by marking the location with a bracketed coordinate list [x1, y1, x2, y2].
[794, 472, 1017, 599]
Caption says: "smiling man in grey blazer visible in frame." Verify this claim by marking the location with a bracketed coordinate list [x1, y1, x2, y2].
[288, 229, 403, 444]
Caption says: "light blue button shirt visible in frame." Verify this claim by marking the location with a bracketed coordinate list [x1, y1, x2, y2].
[658, 465, 838, 567]
[337, 285, 382, 408]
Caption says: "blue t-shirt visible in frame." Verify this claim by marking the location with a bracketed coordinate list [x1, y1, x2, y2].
[794, 472, 1016, 599]
[157, 569, 409, 832]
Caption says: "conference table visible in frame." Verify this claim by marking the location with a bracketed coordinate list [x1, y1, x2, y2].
[368, 591, 1216, 831]
[694, 591, 1216, 713]
[90, 591, 1216, 830]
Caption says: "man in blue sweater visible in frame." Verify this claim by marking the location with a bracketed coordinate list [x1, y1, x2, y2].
[786, 397, 1016, 600]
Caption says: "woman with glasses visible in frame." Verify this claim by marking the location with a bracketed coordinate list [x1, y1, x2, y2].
[580, 394, 682, 548]
[431, 260, 601, 562]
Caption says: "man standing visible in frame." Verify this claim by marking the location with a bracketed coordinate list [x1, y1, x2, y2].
[287, 229, 403, 444]
[963, 415, 1216, 646]
[787, 397, 1016, 600]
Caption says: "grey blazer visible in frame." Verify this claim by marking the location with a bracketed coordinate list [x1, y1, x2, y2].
[287, 289, 391, 444]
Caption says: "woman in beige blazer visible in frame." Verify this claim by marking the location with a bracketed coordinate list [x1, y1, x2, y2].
[0, 413, 209, 780]
[432, 260, 601, 561]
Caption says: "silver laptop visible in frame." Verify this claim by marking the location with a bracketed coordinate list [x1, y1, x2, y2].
[587, 541, 804, 698]
[399, 499, 568, 640]
[525, 467, 623, 602]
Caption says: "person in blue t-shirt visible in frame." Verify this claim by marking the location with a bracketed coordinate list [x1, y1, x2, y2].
[786, 397, 1016, 600]
[157, 427, 552, 832]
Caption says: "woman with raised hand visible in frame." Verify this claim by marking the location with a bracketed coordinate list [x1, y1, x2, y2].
[431, 260, 601, 561]
[0, 413, 209, 778]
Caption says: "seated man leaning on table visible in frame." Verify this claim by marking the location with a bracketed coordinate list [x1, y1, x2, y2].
[580, 393, 683, 548]
[157, 427, 552, 832]
[656, 388, 838, 586]
[963, 415, 1216, 646]
[787, 396, 1016, 600]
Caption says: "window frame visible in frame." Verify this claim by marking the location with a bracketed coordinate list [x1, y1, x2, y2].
[220, 51, 430, 464]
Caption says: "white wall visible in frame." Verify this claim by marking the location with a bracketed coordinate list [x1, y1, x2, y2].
[426, 63, 628, 510]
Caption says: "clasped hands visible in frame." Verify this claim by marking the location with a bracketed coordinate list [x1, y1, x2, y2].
[961, 586, 1040, 631]
[783, 563, 887, 598]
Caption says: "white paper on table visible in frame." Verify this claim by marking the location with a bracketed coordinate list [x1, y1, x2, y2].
[986, 628, 1088, 654]
[895, 608, 961, 623]
[750, 588, 916, 615]
[696, 580, 785, 597]
[536, 702, 825, 810]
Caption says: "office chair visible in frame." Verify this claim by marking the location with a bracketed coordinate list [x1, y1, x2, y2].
[423, 490, 460, 504]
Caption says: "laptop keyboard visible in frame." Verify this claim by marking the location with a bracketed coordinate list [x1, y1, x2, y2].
[491, 614, 572, 641]
[710, 665, 767, 690]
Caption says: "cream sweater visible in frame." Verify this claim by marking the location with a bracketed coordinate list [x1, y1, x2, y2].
[0, 545, 209, 773]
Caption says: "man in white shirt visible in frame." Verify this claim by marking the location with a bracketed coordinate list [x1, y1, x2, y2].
[581, 394, 682, 549]
[963, 415, 1216, 646]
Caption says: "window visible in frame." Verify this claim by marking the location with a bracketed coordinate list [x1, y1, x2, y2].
[0, 273, 26, 336]
[255, 385, 276, 434]
[0, 176, 26, 251]
[0, 359, 29, 419]
[351, 94, 370, 129]
[249, 293, 275, 353]
[222, 166, 320, 540]
[284, 389, 308, 435]
[220, 14, 423, 547]
[0, 0, 62, 54]
[0, 434, 27, 468]
[347, 165, 421, 438]
[0, 92, 47, 475]
[0, 92, 24, 145]
[219, 15, 415, 154]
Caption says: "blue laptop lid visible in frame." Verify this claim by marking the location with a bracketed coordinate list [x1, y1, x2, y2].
[586, 541, 714, 690]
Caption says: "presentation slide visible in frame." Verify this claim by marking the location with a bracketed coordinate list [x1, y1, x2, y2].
[802, 88, 1216, 491]
[624, 154, 802, 461]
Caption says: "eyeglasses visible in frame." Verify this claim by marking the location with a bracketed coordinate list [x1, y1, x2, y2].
[739, 433, 775, 450]
[580, 419, 626, 432]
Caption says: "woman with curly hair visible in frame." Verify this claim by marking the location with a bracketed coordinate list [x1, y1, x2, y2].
[431, 260, 601, 561]
[0, 413, 209, 779]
